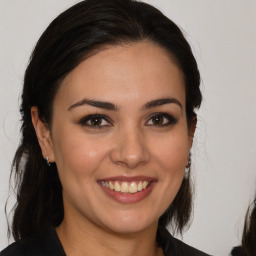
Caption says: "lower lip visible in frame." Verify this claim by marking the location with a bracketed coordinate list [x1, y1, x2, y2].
[99, 182, 156, 204]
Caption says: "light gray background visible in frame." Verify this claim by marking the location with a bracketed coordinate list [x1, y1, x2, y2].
[0, 1, 255, 255]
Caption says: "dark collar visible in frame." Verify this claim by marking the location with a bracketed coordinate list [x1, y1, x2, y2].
[1, 226, 210, 256]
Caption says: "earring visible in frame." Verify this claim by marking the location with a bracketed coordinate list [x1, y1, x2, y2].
[45, 156, 51, 166]
[184, 153, 191, 179]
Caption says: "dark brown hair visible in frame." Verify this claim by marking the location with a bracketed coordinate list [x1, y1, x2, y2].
[231, 198, 256, 256]
[9, 0, 201, 241]
[242, 198, 256, 255]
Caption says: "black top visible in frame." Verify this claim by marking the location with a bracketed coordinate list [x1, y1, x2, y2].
[0, 226, 211, 256]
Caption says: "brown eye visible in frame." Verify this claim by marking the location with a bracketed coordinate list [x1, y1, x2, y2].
[152, 115, 164, 125]
[88, 117, 103, 126]
[146, 113, 177, 127]
[79, 114, 111, 128]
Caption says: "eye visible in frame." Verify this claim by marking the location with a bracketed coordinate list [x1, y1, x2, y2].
[79, 114, 111, 128]
[146, 113, 177, 127]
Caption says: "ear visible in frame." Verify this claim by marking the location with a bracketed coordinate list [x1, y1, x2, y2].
[31, 106, 55, 163]
[188, 115, 197, 150]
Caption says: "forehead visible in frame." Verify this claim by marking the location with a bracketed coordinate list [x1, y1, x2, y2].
[54, 41, 185, 109]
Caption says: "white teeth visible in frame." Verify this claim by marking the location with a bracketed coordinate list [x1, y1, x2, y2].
[129, 182, 137, 193]
[109, 181, 114, 190]
[114, 181, 121, 192]
[101, 180, 151, 193]
[120, 182, 129, 193]
[142, 181, 149, 189]
[137, 181, 142, 191]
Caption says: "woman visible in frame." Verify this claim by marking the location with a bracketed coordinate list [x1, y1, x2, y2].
[231, 198, 256, 256]
[1, 0, 210, 255]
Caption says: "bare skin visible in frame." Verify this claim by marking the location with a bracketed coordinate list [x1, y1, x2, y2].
[32, 41, 194, 256]
[56, 215, 163, 256]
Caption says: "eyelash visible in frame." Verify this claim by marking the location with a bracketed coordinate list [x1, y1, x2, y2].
[78, 113, 177, 129]
[146, 112, 178, 127]
[78, 114, 112, 129]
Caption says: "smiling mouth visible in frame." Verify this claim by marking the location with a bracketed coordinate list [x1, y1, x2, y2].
[99, 180, 151, 194]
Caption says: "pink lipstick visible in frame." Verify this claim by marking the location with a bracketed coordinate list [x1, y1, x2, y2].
[98, 176, 157, 203]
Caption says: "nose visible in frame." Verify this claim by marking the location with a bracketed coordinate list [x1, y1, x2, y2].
[110, 127, 150, 169]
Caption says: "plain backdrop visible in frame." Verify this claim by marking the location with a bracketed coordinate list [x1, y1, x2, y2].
[0, 1, 255, 255]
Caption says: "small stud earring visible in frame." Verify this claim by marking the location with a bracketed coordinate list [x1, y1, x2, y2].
[45, 156, 51, 166]
[184, 153, 191, 179]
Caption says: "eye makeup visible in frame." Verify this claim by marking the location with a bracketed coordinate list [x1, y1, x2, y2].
[146, 112, 178, 127]
[76, 111, 178, 130]
[78, 114, 113, 129]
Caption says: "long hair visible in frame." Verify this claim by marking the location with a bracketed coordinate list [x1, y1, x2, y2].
[242, 198, 256, 255]
[9, 0, 202, 241]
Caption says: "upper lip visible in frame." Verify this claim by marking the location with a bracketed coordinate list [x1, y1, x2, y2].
[98, 176, 156, 182]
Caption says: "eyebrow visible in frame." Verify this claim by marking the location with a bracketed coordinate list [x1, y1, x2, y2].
[68, 97, 182, 111]
[68, 99, 119, 111]
[142, 98, 182, 110]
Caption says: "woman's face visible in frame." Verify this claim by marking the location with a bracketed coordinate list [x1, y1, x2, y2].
[38, 41, 194, 234]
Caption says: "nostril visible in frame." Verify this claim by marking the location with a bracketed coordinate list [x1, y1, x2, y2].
[110, 144, 150, 168]
[109, 129, 150, 168]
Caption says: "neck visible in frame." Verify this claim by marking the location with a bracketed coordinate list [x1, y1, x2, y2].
[56, 214, 163, 256]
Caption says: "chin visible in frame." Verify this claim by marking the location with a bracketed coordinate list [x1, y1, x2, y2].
[101, 213, 157, 235]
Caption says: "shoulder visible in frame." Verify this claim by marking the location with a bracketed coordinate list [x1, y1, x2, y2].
[0, 239, 40, 256]
[0, 227, 65, 256]
[158, 227, 212, 256]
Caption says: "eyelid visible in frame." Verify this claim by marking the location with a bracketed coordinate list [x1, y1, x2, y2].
[78, 114, 113, 128]
[77, 112, 177, 129]
[146, 112, 178, 126]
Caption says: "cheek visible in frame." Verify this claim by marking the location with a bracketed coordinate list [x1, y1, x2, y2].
[52, 130, 109, 179]
[147, 131, 189, 217]
[151, 131, 189, 174]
